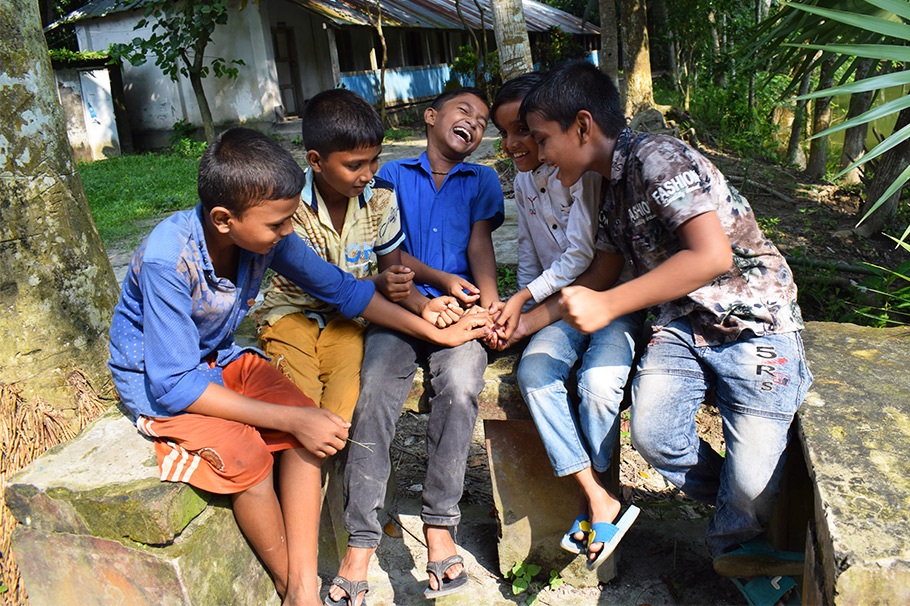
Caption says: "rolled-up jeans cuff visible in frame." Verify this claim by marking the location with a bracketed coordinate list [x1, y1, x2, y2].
[346, 535, 381, 550]
[421, 512, 461, 528]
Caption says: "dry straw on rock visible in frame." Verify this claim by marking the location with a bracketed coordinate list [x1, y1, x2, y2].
[0, 370, 112, 605]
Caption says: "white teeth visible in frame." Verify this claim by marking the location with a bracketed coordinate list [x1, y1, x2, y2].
[454, 126, 472, 143]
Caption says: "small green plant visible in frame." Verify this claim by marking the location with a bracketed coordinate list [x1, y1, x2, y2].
[170, 137, 207, 160]
[48, 48, 111, 63]
[290, 134, 303, 146]
[756, 216, 781, 240]
[505, 561, 563, 605]
[169, 119, 196, 144]
[497, 265, 518, 297]
[384, 127, 409, 142]
[849, 246, 910, 327]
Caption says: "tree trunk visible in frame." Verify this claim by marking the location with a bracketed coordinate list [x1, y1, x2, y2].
[599, 0, 619, 83]
[619, 0, 654, 117]
[708, 11, 726, 88]
[472, 0, 493, 99]
[840, 58, 877, 184]
[491, 0, 533, 82]
[787, 63, 815, 166]
[189, 70, 215, 143]
[649, 0, 676, 89]
[182, 36, 217, 144]
[370, 0, 388, 125]
[455, 0, 483, 86]
[805, 54, 837, 181]
[0, 0, 119, 411]
[854, 106, 910, 238]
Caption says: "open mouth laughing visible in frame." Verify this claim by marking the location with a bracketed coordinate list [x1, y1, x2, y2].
[453, 125, 474, 144]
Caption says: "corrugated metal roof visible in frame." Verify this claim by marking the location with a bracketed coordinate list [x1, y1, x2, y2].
[53, 0, 597, 35]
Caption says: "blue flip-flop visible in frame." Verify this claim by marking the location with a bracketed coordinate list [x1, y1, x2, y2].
[713, 537, 805, 578]
[731, 575, 799, 606]
[560, 514, 591, 555]
[586, 505, 640, 571]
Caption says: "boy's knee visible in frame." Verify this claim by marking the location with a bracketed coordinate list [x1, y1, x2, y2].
[517, 352, 570, 392]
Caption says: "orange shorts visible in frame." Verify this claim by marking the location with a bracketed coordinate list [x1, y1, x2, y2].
[137, 353, 316, 494]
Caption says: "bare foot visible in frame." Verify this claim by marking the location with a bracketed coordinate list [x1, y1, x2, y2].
[327, 546, 373, 606]
[424, 524, 462, 591]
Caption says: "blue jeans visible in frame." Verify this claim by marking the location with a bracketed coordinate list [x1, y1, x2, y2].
[629, 319, 813, 556]
[517, 315, 642, 477]
[342, 326, 486, 548]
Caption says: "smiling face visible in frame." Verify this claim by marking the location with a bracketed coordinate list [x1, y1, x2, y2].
[525, 110, 591, 188]
[219, 195, 299, 255]
[425, 93, 489, 159]
[493, 100, 541, 173]
[308, 144, 382, 206]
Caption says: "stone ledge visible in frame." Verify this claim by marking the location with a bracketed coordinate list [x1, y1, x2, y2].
[799, 321, 910, 604]
[5, 348, 532, 604]
[5, 407, 207, 545]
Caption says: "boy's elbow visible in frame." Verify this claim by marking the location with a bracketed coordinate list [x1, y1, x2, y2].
[710, 244, 734, 277]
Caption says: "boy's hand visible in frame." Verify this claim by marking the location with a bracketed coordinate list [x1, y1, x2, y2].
[493, 296, 523, 341]
[421, 296, 464, 327]
[560, 286, 611, 334]
[375, 265, 414, 302]
[291, 407, 351, 458]
[491, 313, 531, 351]
[434, 309, 492, 347]
[439, 273, 481, 305]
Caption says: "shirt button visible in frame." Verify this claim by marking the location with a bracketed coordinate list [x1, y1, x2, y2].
[433, 228, 438, 233]
[552, 224, 557, 230]
[540, 188, 546, 193]
[247, 298, 256, 307]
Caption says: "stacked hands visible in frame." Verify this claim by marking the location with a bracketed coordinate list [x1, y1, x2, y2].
[372, 262, 599, 351]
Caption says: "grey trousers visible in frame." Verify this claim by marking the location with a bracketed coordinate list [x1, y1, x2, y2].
[342, 325, 487, 548]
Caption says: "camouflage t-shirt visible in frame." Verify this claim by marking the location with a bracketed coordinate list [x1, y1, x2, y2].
[596, 128, 804, 346]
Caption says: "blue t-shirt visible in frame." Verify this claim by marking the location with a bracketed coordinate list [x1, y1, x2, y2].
[377, 152, 504, 298]
[108, 204, 375, 419]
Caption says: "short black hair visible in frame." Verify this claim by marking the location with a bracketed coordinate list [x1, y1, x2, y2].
[520, 60, 626, 138]
[491, 72, 544, 128]
[300, 89, 384, 156]
[197, 127, 305, 216]
[430, 87, 489, 112]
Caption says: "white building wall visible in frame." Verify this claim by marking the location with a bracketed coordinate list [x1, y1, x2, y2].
[75, 2, 280, 145]
[270, 0, 336, 99]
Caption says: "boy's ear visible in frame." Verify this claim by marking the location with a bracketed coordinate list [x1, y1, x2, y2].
[210, 206, 234, 234]
[575, 110, 595, 143]
[424, 106, 437, 128]
[306, 149, 323, 172]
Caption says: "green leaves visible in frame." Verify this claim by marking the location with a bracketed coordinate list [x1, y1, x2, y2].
[113, 0, 241, 84]
[504, 561, 562, 603]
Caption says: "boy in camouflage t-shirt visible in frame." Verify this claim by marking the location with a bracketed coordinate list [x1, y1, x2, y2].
[521, 60, 812, 586]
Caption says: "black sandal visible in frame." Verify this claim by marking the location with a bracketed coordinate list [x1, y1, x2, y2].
[424, 554, 468, 599]
[323, 575, 369, 606]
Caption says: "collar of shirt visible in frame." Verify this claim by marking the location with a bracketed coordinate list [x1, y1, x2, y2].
[301, 165, 373, 213]
[609, 127, 637, 185]
[400, 151, 471, 180]
[192, 203, 221, 283]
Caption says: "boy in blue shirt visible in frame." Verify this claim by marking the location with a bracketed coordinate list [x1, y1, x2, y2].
[328, 89, 504, 605]
[108, 128, 490, 606]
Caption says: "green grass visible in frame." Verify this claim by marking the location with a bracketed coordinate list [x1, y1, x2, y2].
[79, 151, 200, 246]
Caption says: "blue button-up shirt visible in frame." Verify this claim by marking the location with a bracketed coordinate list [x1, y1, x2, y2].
[377, 152, 504, 298]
